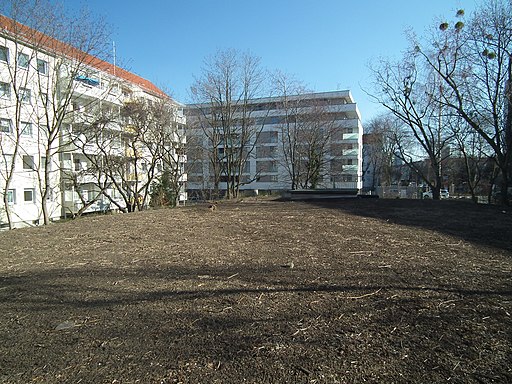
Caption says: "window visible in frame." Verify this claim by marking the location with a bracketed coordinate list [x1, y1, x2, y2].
[263, 116, 286, 125]
[0, 118, 12, 133]
[23, 155, 35, 170]
[21, 122, 32, 136]
[23, 188, 35, 202]
[256, 160, 278, 173]
[74, 158, 82, 171]
[0, 82, 10, 98]
[257, 131, 278, 144]
[18, 52, 29, 69]
[330, 159, 343, 173]
[7, 189, 16, 204]
[19, 87, 31, 103]
[257, 175, 279, 183]
[37, 58, 48, 75]
[0, 46, 8, 62]
[256, 145, 277, 158]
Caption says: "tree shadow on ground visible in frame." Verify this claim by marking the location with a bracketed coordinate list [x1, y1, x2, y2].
[304, 198, 512, 251]
[1, 264, 510, 383]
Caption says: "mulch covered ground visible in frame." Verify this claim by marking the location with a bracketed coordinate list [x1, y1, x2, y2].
[0, 198, 511, 383]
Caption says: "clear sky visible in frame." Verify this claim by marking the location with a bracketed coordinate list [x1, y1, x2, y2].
[68, 0, 477, 124]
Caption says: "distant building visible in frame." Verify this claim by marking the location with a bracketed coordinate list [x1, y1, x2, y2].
[0, 14, 186, 228]
[186, 90, 363, 197]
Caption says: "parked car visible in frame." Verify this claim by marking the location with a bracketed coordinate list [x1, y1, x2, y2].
[423, 189, 449, 199]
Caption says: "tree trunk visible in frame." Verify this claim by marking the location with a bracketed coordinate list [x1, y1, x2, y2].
[502, 55, 512, 206]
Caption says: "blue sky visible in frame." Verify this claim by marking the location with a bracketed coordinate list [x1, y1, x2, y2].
[70, 0, 476, 123]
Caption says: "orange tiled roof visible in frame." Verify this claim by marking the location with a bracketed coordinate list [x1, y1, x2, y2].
[0, 14, 168, 99]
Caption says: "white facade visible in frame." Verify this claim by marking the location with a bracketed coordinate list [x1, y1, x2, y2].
[0, 15, 186, 228]
[186, 91, 363, 196]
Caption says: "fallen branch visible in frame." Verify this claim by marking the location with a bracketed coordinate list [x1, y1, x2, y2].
[346, 288, 382, 299]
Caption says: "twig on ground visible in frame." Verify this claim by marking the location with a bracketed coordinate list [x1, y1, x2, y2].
[346, 288, 382, 299]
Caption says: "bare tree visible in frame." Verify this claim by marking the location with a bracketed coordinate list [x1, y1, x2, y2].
[271, 72, 341, 189]
[138, 99, 186, 208]
[158, 122, 186, 207]
[270, 72, 306, 190]
[189, 49, 267, 199]
[447, 115, 494, 201]
[72, 98, 183, 212]
[64, 112, 123, 216]
[0, 0, 111, 226]
[184, 129, 211, 199]
[414, 2, 512, 204]
[363, 113, 401, 189]
[369, 51, 453, 199]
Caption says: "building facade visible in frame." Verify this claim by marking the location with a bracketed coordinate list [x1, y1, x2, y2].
[0, 15, 186, 229]
[186, 91, 363, 197]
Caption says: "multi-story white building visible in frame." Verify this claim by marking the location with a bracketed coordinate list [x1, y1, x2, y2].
[0, 14, 186, 229]
[186, 91, 363, 197]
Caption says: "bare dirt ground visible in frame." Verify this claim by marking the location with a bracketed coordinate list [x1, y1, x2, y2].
[0, 198, 511, 384]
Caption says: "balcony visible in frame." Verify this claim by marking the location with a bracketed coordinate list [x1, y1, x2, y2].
[342, 165, 358, 173]
[342, 133, 359, 140]
[59, 76, 122, 106]
[63, 199, 114, 214]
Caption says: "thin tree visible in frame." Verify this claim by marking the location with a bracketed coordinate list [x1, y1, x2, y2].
[363, 113, 401, 189]
[448, 114, 494, 201]
[271, 72, 306, 190]
[190, 49, 267, 199]
[271, 72, 340, 189]
[369, 52, 453, 199]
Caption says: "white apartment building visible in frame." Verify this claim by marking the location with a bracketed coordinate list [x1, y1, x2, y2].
[186, 91, 363, 197]
[0, 14, 186, 229]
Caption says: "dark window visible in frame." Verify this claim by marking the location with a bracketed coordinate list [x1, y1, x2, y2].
[24, 188, 34, 202]
[18, 52, 29, 68]
[0, 82, 10, 98]
[0, 46, 8, 62]
[37, 58, 48, 75]
[23, 155, 35, 170]
[0, 118, 12, 133]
